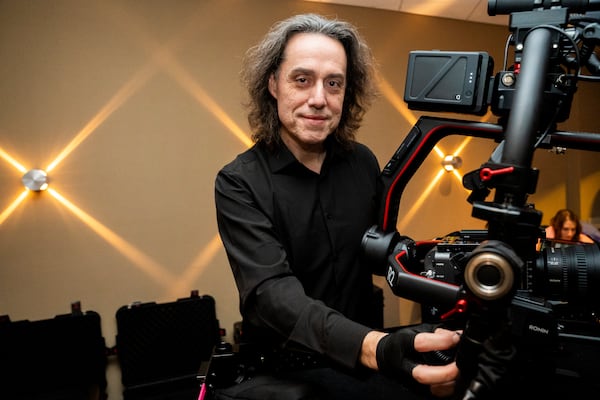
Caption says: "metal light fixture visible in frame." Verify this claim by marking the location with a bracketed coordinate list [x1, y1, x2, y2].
[441, 155, 462, 172]
[22, 169, 49, 191]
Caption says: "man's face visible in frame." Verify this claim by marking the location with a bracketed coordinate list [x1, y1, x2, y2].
[268, 32, 347, 148]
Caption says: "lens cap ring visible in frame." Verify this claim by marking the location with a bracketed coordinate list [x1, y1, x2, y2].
[464, 250, 514, 301]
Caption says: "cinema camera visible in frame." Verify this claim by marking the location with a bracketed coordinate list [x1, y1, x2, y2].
[361, 1, 600, 398]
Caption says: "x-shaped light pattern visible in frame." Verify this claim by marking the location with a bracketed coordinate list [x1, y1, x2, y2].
[0, 2, 250, 300]
[0, 3, 490, 296]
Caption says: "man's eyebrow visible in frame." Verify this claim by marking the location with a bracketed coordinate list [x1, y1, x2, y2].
[288, 68, 345, 80]
[327, 72, 346, 81]
[289, 67, 314, 76]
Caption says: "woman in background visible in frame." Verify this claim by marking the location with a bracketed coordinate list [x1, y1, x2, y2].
[545, 208, 594, 243]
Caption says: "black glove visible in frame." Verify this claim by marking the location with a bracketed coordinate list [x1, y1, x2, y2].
[376, 323, 447, 377]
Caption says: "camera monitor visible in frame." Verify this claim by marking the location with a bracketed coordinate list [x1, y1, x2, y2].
[404, 51, 493, 115]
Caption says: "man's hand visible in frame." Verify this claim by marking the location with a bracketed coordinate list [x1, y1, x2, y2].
[361, 324, 461, 397]
[412, 327, 461, 397]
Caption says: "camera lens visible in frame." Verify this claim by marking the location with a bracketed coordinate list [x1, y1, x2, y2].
[535, 243, 600, 305]
[477, 264, 502, 286]
[464, 244, 516, 302]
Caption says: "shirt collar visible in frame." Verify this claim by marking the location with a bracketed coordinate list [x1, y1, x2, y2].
[266, 136, 344, 174]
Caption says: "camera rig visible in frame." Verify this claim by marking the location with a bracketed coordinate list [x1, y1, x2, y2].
[361, 1, 600, 399]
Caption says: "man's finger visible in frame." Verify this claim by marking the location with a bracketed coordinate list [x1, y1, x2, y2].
[430, 380, 456, 398]
[414, 329, 461, 352]
[412, 362, 459, 385]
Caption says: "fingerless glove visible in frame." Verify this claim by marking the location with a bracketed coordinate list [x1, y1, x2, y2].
[377, 329, 417, 377]
[375, 323, 443, 377]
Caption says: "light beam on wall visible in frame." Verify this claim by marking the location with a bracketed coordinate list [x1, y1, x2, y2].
[99, 0, 253, 149]
[0, 189, 29, 225]
[377, 74, 418, 126]
[0, 148, 30, 223]
[47, 188, 177, 286]
[46, 64, 158, 173]
[397, 168, 446, 231]
[152, 44, 252, 148]
[0, 147, 27, 173]
[167, 233, 223, 300]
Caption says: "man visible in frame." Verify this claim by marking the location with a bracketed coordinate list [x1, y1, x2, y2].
[214, 13, 459, 400]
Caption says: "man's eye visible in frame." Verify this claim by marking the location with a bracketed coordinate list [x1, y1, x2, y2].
[328, 80, 343, 89]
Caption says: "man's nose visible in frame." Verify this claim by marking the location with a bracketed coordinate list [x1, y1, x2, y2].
[307, 84, 326, 107]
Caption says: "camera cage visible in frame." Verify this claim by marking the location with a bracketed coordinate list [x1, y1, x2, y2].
[362, 1, 600, 398]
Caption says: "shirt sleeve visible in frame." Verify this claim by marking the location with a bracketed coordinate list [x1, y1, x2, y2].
[215, 161, 372, 369]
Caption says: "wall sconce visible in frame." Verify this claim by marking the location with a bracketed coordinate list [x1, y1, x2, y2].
[22, 169, 49, 191]
[441, 155, 462, 172]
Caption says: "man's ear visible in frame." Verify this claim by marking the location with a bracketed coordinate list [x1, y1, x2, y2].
[268, 73, 277, 99]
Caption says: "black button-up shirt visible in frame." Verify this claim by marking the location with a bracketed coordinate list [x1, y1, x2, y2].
[215, 138, 381, 369]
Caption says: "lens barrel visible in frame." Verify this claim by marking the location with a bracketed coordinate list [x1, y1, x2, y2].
[535, 243, 600, 305]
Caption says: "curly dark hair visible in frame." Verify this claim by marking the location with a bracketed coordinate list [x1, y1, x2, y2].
[240, 13, 378, 149]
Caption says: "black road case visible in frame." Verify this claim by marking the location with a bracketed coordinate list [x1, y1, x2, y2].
[0, 303, 108, 400]
[116, 292, 221, 400]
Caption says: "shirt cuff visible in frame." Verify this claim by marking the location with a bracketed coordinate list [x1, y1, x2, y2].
[326, 315, 372, 369]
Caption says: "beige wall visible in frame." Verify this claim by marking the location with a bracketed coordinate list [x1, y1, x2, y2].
[1, 1, 599, 398]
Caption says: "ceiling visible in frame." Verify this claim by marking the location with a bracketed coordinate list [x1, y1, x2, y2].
[304, 0, 510, 25]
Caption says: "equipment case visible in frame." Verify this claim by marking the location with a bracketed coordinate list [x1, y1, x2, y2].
[115, 291, 221, 400]
[0, 303, 108, 400]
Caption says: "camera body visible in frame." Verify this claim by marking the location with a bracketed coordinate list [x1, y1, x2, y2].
[419, 230, 600, 322]
[421, 230, 484, 290]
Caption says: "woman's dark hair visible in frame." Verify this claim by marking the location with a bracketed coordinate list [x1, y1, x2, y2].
[240, 13, 378, 149]
[550, 208, 583, 240]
